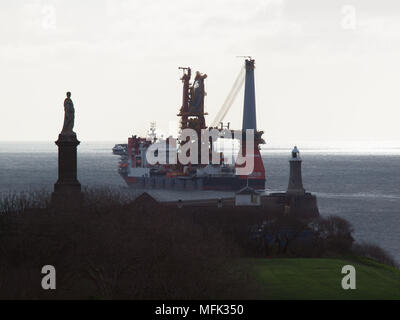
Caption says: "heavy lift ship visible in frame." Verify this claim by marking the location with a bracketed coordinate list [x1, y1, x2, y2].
[117, 58, 266, 191]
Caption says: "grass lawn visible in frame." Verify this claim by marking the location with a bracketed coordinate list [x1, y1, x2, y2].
[243, 257, 400, 300]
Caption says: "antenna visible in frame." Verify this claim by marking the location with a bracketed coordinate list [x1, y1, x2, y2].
[236, 55, 252, 60]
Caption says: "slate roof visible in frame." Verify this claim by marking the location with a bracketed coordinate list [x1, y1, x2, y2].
[236, 186, 260, 195]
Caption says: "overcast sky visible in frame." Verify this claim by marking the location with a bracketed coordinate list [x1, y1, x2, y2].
[1, 0, 400, 147]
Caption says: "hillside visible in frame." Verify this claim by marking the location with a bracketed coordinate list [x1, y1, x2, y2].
[245, 257, 400, 300]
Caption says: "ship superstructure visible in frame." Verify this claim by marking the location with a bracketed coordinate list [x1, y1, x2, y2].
[117, 58, 266, 191]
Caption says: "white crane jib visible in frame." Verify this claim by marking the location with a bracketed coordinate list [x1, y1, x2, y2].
[211, 65, 245, 128]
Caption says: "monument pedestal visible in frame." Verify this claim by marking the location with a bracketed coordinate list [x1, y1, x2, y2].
[51, 133, 83, 211]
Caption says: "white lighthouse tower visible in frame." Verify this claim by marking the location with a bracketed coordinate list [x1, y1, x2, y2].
[287, 146, 305, 196]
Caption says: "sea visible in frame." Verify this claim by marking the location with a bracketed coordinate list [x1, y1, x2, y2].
[0, 141, 399, 263]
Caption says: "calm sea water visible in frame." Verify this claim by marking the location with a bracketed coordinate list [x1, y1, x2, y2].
[0, 142, 399, 263]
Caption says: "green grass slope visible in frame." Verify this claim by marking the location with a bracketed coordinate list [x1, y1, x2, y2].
[244, 258, 400, 300]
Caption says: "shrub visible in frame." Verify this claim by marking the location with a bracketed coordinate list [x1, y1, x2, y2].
[0, 190, 50, 214]
[0, 191, 258, 299]
[310, 215, 354, 255]
[352, 242, 398, 268]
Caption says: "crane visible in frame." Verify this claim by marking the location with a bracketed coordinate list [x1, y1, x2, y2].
[210, 64, 245, 128]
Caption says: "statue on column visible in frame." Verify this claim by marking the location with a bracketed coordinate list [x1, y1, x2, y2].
[52, 91, 82, 210]
[61, 91, 75, 135]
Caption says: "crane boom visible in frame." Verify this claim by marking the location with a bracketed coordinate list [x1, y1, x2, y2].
[211, 66, 245, 128]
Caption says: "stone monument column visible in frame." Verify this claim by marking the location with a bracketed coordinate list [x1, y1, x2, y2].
[51, 92, 83, 210]
[54, 135, 81, 192]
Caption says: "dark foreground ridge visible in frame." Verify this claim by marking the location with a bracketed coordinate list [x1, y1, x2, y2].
[0, 189, 398, 299]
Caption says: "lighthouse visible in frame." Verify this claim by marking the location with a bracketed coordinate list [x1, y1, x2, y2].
[287, 146, 305, 196]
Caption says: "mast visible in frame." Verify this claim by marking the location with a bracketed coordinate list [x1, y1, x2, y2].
[242, 58, 257, 131]
[177, 67, 208, 168]
[178, 67, 191, 130]
[236, 57, 266, 188]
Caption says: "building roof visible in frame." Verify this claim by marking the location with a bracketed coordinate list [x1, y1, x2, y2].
[133, 192, 160, 207]
[236, 185, 260, 195]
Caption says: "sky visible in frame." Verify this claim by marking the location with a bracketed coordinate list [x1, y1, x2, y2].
[1, 0, 400, 148]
